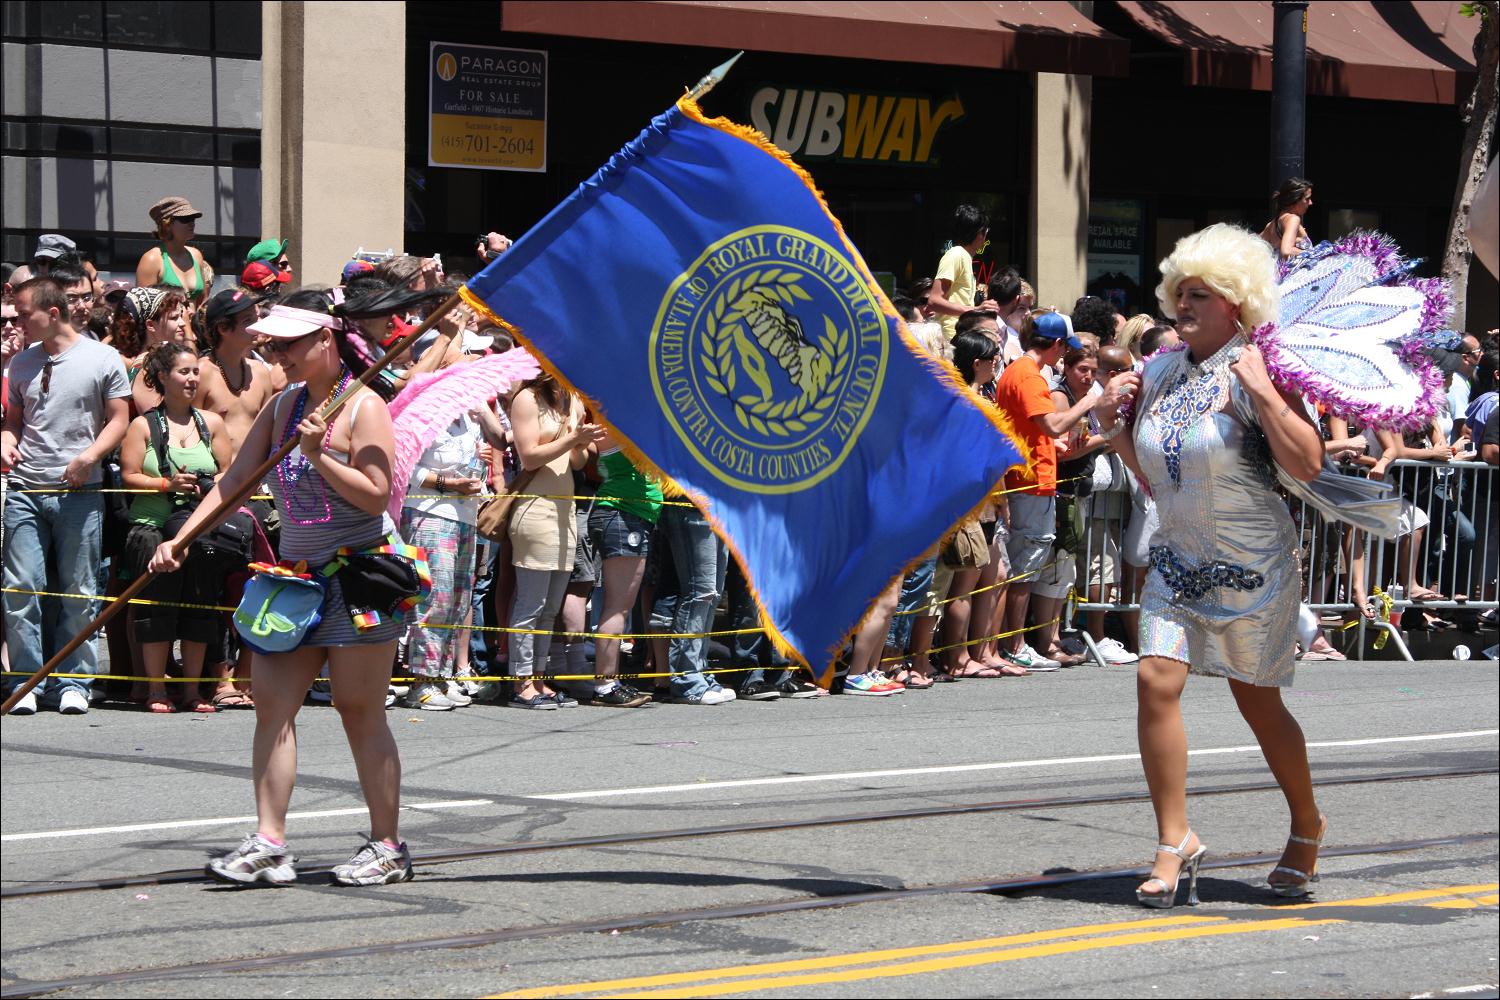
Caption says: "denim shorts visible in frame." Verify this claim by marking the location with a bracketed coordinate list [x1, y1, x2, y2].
[570, 507, 598, 585]
[589, 505, 654, 561]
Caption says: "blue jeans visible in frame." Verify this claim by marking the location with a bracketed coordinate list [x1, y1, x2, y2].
[887, 556, 937, 651]
[725, 562, 789, 687]
[660, 506, 728, 698]
[3, 490, 104, 701]
[467, 542, 501, 677]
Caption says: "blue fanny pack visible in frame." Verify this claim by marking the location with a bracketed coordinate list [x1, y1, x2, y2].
[233, 561, 329, 654]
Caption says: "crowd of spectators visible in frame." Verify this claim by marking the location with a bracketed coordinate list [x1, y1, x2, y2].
[2, 198, 1496, 716]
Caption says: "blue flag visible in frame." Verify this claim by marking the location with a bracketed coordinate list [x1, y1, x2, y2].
[463, 98, 1024, 677]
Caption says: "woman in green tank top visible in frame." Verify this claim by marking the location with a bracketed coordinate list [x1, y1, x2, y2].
[118, 343, 233, 713]
[582, 442, 663, 706]
[135, 196, 214, 310]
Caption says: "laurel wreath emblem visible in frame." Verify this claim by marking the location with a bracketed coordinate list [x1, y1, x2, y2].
[698, 268, 852, 438]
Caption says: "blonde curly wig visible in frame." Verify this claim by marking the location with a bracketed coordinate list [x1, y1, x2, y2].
[1155, 224, 1279, 331]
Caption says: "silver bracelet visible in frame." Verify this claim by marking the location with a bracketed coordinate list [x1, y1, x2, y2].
[1099, 421, 1126, 442]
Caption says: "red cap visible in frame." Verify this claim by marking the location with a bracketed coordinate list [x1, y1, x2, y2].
[241, 260, 290, 291]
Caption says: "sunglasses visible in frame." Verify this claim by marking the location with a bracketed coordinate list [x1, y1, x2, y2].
[41, 359, 55, 395]
[261, 330, 321, 356]
[65, 292, 94, 305]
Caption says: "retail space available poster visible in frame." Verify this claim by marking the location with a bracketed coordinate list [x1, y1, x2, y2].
[429, 42, 547, 171]
[1086, 198, 1145, 316]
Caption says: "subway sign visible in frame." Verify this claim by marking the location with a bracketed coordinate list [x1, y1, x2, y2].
[748, 87, 964, 165]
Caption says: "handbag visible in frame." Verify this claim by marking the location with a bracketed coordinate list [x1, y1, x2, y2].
[233, 561, 329, 654]
[475, 469, 537, 542]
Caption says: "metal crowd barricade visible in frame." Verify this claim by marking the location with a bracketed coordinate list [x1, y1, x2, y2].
[1067, 458, 1497, 665]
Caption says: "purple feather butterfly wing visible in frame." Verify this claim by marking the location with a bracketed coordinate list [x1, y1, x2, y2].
[1257, 233, 1451, 433]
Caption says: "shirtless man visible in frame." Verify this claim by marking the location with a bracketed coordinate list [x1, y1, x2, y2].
[196, 288, 276, 455]
[194, 287, 279, 708]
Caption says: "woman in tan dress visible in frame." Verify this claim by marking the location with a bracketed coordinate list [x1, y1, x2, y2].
[505, 375, 603, 708]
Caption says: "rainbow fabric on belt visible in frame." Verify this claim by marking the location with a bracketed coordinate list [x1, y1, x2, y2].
[326, 538, 433, 632]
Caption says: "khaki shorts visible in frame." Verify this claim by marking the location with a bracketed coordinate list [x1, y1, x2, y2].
[1076, 518, 1121, 589]
[1029, 546, 1076, 599]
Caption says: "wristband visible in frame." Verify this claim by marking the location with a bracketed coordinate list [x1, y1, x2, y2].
[160, 477, 171, 492]
[436, 474, 446, 493]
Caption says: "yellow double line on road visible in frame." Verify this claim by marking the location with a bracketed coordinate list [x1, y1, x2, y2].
[489, 884, 1498, 998]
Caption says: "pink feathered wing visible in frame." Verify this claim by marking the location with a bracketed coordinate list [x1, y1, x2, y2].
[387, 348, 541, 518]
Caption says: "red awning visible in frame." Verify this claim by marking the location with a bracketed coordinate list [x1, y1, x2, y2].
[502, 1, 1130, 77]
[1115, 1, 1479, 105]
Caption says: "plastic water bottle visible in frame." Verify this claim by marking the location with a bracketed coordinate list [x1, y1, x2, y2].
[1452, 645, 1471, 661]
[1389, 584, 1404, 629]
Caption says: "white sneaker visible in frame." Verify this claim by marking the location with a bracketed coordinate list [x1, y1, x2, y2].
[7, 690, 38, 715]
[57, 689, 89, 714]
[1096, 638, 1140, 664]
[1010, 643, 1061, 672]
[673, 686, 735, 705]
[402, 683, 456, 711]
[443, 681, 473, 707]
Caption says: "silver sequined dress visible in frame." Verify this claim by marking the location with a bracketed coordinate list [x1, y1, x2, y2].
[1133, 334, 1300, 686]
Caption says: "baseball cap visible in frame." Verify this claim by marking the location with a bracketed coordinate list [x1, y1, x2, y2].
[1033, 312, 1083, 350]
[205, 287, 259, 330]
[241, 260, 289, 291]
[246, 238, 289, 264]
[342, 259, 376, 283]
[33, 234, 77, 261]
[101, 279, 133, 303]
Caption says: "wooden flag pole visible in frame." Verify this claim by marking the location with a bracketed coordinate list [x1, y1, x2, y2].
[0, 291, 465, 716]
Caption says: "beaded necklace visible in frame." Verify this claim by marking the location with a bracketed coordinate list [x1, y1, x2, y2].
[274, 369, 353, 525]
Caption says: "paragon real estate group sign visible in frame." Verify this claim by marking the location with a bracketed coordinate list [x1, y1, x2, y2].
[429, 42, 548, 172]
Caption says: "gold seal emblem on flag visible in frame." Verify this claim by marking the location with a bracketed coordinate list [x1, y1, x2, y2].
[650, 225, 889, 494]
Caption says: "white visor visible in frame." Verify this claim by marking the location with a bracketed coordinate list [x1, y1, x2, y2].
[248, 304, 341, 339]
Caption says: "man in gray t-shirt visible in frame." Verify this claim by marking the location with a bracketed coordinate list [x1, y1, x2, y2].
[2, 277, 130, 715]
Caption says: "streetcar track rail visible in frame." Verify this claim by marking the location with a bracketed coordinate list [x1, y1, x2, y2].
[1, 832, 1494, 999]
[2, 764, 1493, 901]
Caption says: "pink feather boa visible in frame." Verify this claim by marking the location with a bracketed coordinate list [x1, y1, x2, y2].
[386, 349, 541, 518]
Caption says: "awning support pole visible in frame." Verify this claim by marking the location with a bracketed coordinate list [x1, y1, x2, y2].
[1271, 1, 1309, 190]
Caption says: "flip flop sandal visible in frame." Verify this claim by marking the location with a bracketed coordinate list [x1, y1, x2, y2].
[904, 674, 936, 690]
[183, 698, 218, 714]
[145, 697, 176, 714]
[958, 666, 1005, 678]
[212, 690, 255, 709]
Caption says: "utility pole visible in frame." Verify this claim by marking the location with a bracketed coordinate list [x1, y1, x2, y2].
[1271, 0, 1309, 189]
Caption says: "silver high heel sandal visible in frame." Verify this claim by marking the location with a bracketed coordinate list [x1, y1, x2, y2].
[1136, 830, 1207, 909]
[1268, 815, 1328, 898]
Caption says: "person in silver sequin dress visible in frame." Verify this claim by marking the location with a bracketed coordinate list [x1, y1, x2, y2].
[1102, 225, 1329, 908]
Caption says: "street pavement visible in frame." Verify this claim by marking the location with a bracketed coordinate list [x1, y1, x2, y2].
[1, 656, 1495, 998]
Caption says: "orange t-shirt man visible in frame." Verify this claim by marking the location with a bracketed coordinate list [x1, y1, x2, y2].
[998, 354, 1059, 495]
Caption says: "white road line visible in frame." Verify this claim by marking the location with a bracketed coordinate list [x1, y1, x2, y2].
[534, 729, 1500, 800]
[0, 798, 490, 843]
[3, 730, 1494, 842]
